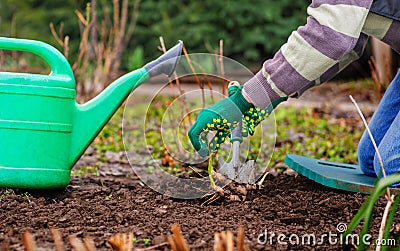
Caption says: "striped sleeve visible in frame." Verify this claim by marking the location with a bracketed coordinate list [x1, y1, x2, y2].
[362, 12, 400, 54]
[243, 0, 373, 109]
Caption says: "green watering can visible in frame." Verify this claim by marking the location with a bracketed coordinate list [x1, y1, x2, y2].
[0, 37, 183, 189]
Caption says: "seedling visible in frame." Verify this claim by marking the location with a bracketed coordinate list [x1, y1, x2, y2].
[0, 189, 12, 199]
[132, 237, 151, 247]
[143, 238, 151, 246]
[208, 154, 216, 189]
[22, 191, 31, 197]
[257, 171, 270, 186]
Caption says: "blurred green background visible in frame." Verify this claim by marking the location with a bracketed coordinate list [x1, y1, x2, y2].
[0, 0, 309, 69]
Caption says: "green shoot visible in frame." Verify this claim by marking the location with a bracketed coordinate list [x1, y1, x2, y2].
[257, 171, 269, 186]
[143, 237, 151, 246]
[208, 154, 216, 189]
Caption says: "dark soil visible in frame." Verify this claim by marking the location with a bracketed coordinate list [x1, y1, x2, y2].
[0, 82, 394, 250]
[0, 156, 392, 250]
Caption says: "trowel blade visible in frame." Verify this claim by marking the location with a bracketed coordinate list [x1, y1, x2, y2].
[218, 156, 237, 181]
[218, 156, 257, 184]
[236, 160, 256, 184]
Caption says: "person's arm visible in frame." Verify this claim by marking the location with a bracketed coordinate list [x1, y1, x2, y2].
[243, 0, 374, 109]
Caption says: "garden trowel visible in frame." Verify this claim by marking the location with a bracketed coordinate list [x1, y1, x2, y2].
[218, 122, 256, 184]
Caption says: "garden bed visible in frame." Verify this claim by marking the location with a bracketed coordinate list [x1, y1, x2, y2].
[0, 81, 395, 250]
[0, 154, 391, 250]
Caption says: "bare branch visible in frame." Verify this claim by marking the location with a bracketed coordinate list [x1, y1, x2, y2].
[124, 0, 141, 46]
[377, 194, 395, 251]
[349, 95, 391, 199]
[49, 23, 64, 47]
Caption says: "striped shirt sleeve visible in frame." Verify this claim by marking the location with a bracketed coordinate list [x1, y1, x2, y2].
[243, 0, 373, 109]
[362, 12, 400, 54]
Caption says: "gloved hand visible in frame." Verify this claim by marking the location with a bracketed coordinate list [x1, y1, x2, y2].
[188, 82, 254, 157]
[206, 82, 245, 153]
[207, 86, 287, 153]
[242, 96, 288, 135]
[188, 82, 287, 156]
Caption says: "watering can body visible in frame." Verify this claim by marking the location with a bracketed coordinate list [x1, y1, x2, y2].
[0, 37, 182, 189]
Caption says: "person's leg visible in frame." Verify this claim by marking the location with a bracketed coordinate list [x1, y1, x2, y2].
[373, 108, 400, 185]
[358, 70, 400, 176]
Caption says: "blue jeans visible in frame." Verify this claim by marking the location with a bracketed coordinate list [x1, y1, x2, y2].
[358, 69, 400, 186]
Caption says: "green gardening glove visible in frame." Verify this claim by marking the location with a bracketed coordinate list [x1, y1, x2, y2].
[243, 96, 288, 136]
[207, 86, 288, 153]
[206, 83, 244, 153]
[188, 85, 254, 157]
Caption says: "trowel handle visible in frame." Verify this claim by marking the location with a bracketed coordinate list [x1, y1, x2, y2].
[230, 121, 243, 143]
[226, 81, 243, 143]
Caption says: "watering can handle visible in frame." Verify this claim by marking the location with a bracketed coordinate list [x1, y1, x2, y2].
[0, 37, 74, 78]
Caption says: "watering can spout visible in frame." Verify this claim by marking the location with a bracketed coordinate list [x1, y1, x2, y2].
[144, 40, 183, 78]
[69, 41, 183, 166]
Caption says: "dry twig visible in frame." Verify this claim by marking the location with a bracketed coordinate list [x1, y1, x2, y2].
[69, 235, 87, 251]
[182, 45, 205, 107]
[169, 224, 189, 251]
[23, 232, 36, 251]
[368, 57, 382, 96]
[108, 232, 133, 251]
[214, 227, 250, 251]
[167, 235, 178, 251]
[377, 194, 395, 251]
[219, 39, 227, 95]
[349, 95, 387, 180]
[50, 0, 141, 101]
[51, 229, 66, 251]
[350, 95, 395, 251]
[368, 55, 393, 98]
[236, 226, 245, 251]
[159, 36, 178, 98]
[134, 242, 169, 251]
[1, 238, 10, 251]
[225, 231, 234, 251]
[83, 236, 97, 251]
